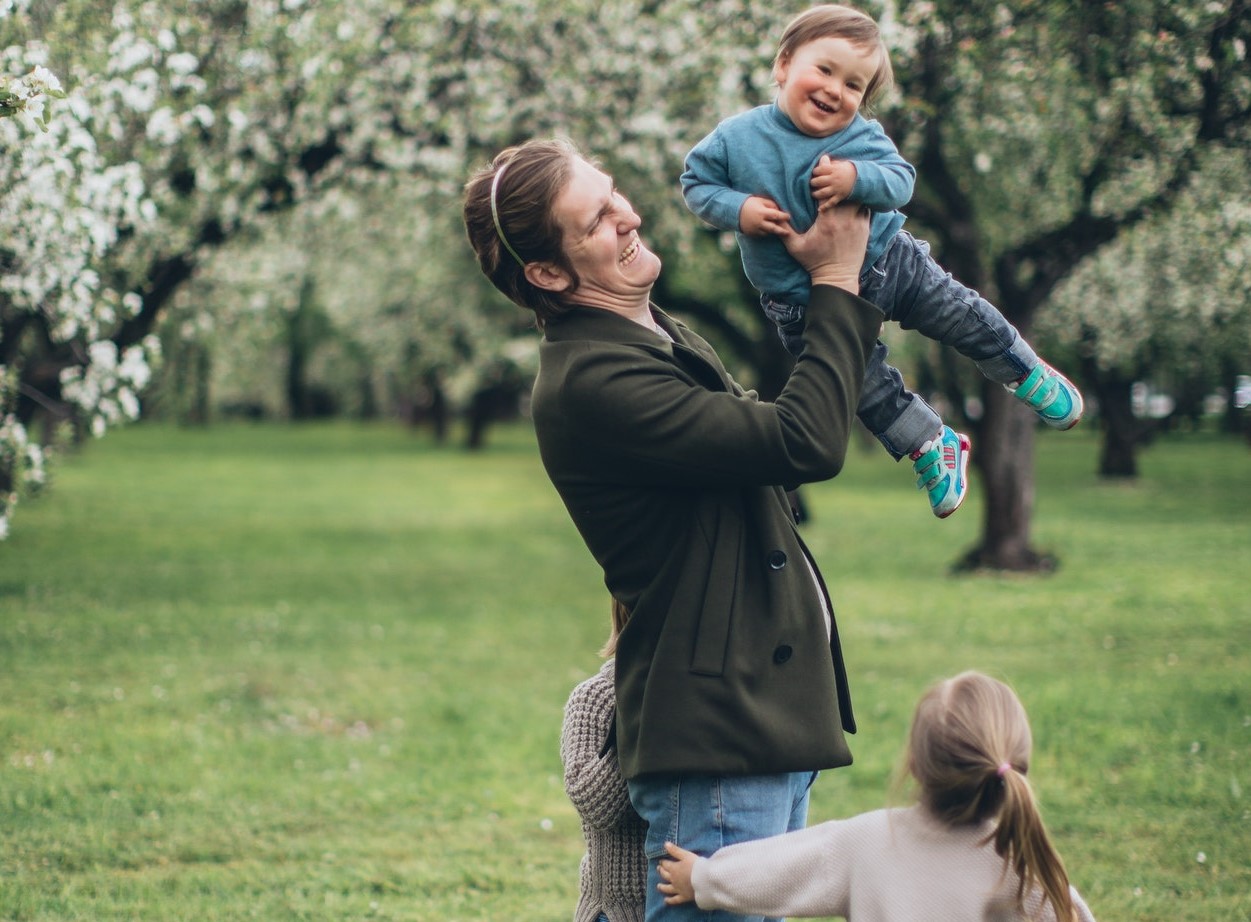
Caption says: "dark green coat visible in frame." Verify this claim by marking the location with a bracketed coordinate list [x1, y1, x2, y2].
[532, 284, 882, 780]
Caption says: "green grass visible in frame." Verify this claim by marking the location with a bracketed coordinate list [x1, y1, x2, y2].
[1, 421, 1248, 921]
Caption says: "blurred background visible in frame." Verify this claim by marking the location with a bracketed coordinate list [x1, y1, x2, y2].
[3, 0, 1249, 559]
[3, 4, 1250, 919]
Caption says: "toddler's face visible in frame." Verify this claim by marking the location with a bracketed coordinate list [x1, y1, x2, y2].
[774, 35, 880, 138]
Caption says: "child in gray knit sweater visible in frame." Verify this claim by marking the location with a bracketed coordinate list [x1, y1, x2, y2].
[658, 672, 1097, 922]
[560, 599, 647, 922]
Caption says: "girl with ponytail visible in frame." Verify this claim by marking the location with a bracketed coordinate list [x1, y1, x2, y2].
[657, 671, 1096, 921]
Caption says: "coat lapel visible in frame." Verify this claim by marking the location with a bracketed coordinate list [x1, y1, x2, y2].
[545, 305, 734, 394]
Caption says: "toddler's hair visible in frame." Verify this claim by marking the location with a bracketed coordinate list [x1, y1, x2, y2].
[908, 672, 1077, 922]
[774, 4, 894, 109]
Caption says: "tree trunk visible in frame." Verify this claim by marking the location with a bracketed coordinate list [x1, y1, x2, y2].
[1100, 380, 1140, 477]
[1093, 369, 1141, 478]
[190, 343, 212, 426]
[955, 381, 1054, 573]
[285, 307, 309, 420]
[425, 371, 449, 443]
[285, 276, 323, 420]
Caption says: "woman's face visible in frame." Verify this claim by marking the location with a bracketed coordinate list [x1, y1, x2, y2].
[548, 157, 661, 308]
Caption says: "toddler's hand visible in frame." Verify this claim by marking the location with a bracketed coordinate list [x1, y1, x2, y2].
[740, 196, 791, 236]
[656, 841, 698, 906]
[811, 155, 858, 212]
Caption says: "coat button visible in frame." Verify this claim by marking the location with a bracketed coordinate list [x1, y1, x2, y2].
[767, 550, 787, 570]
[773, 645, 793, 664]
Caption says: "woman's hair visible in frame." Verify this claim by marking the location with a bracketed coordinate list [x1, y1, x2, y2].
[462, 138, 585, 328]
[599, 597, 631, 658]
[773, 4, 895, 109]
[907, 671, 1077, 922]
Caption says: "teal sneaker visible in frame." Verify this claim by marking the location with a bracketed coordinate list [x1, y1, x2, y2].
[911, 426, 971, 519]
[1010, 362, 1083, 430]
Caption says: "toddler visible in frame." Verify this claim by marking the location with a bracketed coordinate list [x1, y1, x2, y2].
[657, 671, 1097, 921]
[681, 4, 1083, 518]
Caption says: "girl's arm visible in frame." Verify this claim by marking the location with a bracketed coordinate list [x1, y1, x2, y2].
[658, 821, 853, 917]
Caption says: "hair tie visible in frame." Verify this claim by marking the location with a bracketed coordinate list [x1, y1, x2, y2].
[490, 163, 526, 267]
[996, 762, 1013, 778]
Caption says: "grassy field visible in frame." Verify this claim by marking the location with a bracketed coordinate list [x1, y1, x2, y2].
[0, 420, 1247, 921]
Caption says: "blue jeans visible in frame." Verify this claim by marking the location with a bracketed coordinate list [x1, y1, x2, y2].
[764, 231, 1039, 460]
[627, 771, 818, 922]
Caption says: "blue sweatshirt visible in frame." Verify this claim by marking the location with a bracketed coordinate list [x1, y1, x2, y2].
[682, 103, 914, 305]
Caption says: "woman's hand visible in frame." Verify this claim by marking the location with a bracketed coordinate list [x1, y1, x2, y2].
[779, 199, 871, 293]
[656, 841, 698, 906]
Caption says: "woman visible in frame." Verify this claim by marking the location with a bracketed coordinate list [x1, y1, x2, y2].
[464, 138, 879, 922]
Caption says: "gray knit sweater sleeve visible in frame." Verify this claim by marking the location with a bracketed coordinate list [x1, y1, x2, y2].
[561, 659, 633, 828]
[561, 659, 648, 922]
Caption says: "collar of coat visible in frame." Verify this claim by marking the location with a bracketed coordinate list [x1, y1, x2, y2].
[542, 304, 734, 394]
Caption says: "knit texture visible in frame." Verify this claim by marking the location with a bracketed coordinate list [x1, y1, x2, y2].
[690, 805, 1097, 922]
[561, 660, 647, 922]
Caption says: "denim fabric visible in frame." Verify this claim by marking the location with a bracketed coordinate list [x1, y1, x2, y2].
[861, 231, 1037, 381]
[762, 230, 1040, 460]
[627, 771, 818, 922]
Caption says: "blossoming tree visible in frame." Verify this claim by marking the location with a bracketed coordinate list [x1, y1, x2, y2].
[3, 0, 1248, 567]
[876, 0, 1250, 569]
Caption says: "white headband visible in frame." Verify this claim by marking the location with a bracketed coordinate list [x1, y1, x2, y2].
[490, 163, 525, 267]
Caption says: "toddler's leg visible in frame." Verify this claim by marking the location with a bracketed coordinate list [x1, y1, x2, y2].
[859, 341, 970, 519]
[869, 231, 1083, 429]
[760, 295, 807, 359]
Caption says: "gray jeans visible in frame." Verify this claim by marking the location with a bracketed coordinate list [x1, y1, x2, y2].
[764, 231, 1038, 460]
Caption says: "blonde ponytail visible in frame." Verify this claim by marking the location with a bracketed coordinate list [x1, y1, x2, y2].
[908, 672, 1077, 922]
[993, 765, 1076, 922]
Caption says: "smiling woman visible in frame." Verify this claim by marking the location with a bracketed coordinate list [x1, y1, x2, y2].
[463, 141, 663, 334]
[462, 137, 881, 922]
[522, 156, 663, 331]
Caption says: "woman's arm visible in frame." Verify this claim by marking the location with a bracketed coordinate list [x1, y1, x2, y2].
[538, 203, 876, 491]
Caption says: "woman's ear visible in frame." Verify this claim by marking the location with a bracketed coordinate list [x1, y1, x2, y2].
[525, 261, 572, 293]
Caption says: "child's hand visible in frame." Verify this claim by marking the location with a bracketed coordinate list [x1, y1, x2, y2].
[656, 841, 698, 906]
[739, 196, 792, 236]
[811, 155, 858, 212]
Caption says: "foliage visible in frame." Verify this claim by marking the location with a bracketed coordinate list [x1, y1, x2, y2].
[1041, 149, 1251, 388]
[1, 422, 1248, 919]
[3, 0, 1249, 541]
[0, 58, 63, 129]
[866, 0, 1251, 563]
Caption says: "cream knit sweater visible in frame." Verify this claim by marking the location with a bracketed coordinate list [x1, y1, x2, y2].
[561, 660, 647, 922]
[690, 805, 1096, 922]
